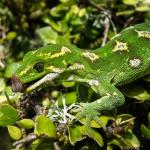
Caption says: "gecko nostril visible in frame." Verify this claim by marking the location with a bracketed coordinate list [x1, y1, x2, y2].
[11, 75, 24, 92]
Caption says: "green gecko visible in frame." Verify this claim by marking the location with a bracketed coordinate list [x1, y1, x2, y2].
[11, 22, 150, 128]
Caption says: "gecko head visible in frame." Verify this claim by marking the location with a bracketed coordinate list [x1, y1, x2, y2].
[11, 60, 47, 92]
[11, 45, 75, 92]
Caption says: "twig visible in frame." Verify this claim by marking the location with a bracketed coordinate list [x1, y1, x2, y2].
[103, 11, 117, 35]
[101, 17, 110, 46]
[88, 0, 117, 34]
[87, 0, 105, 11]
[13, 134, 38, 147]
[54, 142, 61, 150]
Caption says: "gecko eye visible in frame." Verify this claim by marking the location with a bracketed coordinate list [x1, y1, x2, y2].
[33, 62, 44, 72]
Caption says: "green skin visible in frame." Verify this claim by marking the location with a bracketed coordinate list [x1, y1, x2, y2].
[12, 22, 150, 128]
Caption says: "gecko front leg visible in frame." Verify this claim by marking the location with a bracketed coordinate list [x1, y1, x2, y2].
[76, 80, 125, 134]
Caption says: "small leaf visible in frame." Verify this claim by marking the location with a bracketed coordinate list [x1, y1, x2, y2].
[42, 17, 61, 32]
[122, 132, 140, 149]
[0, 78, 6, 92]
[79, 116, 111, 128]
[5, 86, 22, 105]
[108, 139, 124, 149]
[108, 132, 140, 149]
[0, 95, 8, 105]
[29, 139, 54, 149]
[4, 62, 20, 78]
[122, 0, 139, 5]
[51, 90, 59, 98]
[0, 104, 19, 126]
[107, 145, 113, 150]
[34, 115, 56, 138]
[62, 81, 75, 87]
[68, 125, 86, 145]
[58, 92, 77, 106]
[135, 6, 150, 12]
[7, 125, 22, 140]
[87, 127, 104, 146]
[68, 125, 103, 146]
[141, 124, 150, 139]
[17, 119, 34, 129]
[42, 98, 51, 108]
[122, 83, 150, 101]
[116, 114, 134, 126]
[50, 4, 69, 17]
[36, 27, 58, 44]
[6, 31, 17, 40]
[30, 10, 43, 19]
[116, 10, 134, 16]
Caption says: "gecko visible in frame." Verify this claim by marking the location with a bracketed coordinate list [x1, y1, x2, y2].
[11, 22, 150, 129]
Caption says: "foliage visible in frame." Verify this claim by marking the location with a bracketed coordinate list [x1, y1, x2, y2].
[0, 0, 150, 149]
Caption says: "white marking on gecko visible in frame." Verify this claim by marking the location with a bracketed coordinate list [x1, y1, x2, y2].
[82, 51, 99, 62]
[112, 40, 129, 52]
[89, 80, 100, 86]
[129, 58, 141, 68]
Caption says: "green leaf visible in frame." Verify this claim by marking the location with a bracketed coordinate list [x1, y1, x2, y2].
[135, 1, 150, 12]
[34, 115, 56, 138]
[17, 119, 34, 129]
[108, 139, 124, 149]
[108, 132, 140, 149]
[50, 4, 69, 17]
[116, 10, 134, 16]
[0, 95, 8, 105]
[42, 98, 51, 108]
[141, 124, 150, 139]
[0, 104, 19, 126]
[122, 83, 150, 101]
[68, 125, 86, 145]
[89, 127, 104, 146]
[29, 139, 54, 150]
[107, 146, 113, 150]
[122, 132, 140, 149]
[6, 31, 17, 40]
[4, 62, 20, 78]
[122, 0, 139, 5]
[36, 27, 58, 44]
[116, 114, 134, 126]
[62, 81, 75, 87]
[58, 92, 77, 106]
[79, 115, 111, 128]
[42, 17, 61, 32]
[68, 125, 103, 146]
[5, 86, 22, 105]
[7, 125, 22, 140]
[51, 90, 59, 98]
[135, 6, 150, 12]
[0, 78, 6, 92]
[30, 10, 43, 19]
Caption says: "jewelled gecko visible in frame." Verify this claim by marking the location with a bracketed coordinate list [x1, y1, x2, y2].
[11, 22, 150, 127]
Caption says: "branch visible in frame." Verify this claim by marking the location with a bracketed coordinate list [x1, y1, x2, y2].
[88, 0, 117, 34]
